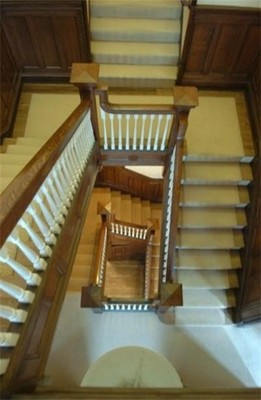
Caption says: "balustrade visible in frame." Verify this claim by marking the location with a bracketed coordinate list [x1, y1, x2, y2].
[0, 109, 95, 381]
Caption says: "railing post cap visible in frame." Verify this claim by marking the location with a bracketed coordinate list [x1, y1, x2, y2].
[173, 86, 199, 109]
[70, 63, 100, 86]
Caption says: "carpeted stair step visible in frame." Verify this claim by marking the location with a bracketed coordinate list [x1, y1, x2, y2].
[131, 197, 142, 225]
[91, 41, 179, 65]
[98, 64, 178, 88]
[177, 229, 244, 249]
[182, 288, 236, 308]
[180, 186, 249, 207]
[121, 194, 132, 222]
[5, 144, 41, 156]
[91, 18, 180, 43]
[177, 269, 239, 289]
[178, 208, 247, 229]
[90, 0, 182, 20]
[176, 249, 241, 270]
[111, 191, 122, 218]
[182, 162, 253, 186]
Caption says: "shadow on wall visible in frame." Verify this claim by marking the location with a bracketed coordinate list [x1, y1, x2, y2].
[44, 293, 259, 388]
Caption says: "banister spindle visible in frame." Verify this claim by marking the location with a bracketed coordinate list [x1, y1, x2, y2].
[0, 332, 20, 347]
[0, 305, 27, 323]
[133, 114, 138, 150]
[160, 115, 172, 150]
[139, 114, 147, 150]
[0, 280, 35, 303]
[146, 114, 155, 150]
[18, 217, 52, 257]
[8, 232, 47, 271]
[109, 113, 115, 150]
[35, 193, 61, 235]
[118, 114, 122, 150]
[47, 176, 68, 216]
[100, 108, 108, 150]
[0, 249, 42, 286]
[27, 205, 57, 246]
[153, 114, 163, 150]
[42, 184, 65, 226]
[125, 115, 130, 150]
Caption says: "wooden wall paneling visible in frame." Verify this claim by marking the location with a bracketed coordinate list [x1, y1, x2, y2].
[178, 6, 261, 87]
[0, 26, 21, 139]
[1, 0, 91, 78]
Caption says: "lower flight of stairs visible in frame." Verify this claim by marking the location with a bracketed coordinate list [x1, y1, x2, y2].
[89, 0, 182, 87]
[68, 158, 252, 326]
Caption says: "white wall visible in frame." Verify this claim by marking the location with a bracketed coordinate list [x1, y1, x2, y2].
[45, 293, 261, 388]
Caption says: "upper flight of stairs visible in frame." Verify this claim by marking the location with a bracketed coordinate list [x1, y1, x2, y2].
[89, 0, 182, 87]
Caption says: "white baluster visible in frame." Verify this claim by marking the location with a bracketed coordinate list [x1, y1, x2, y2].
[133, 304, 137, 311]
[0, 249, 41, 286]
[104, 303, 109, 311]
[111, 223, 115, 233]
[118, 114, 122, 150]
[35, 194, 61, 235]
[8, 232, 47, 271]
[27, 205, 57, 246]
[100, 108, 108, 150]
[124, 226, 127, 236]
[121, 304, 125, 311]
[56, 162, 73, 204]
[133, 115, 138, 150]
[0, 305, 27, 323]
[115, 224, 119, 234]
[139, 115, 147, 150]
[120, 225, 123, 235]
[125, 115, 130, 150]
[153, 114, 163, 151]
[0, 280, 35, 303]
[47, 176, 68, 216]
[0, 332, 19, 347]
[146, 114, 155, 150]
[138, 304, 142, 311]
[18, 218, 52, 258]
[42, 185, 65, 226]
[132, 227, 135, 237]
[143, 229, 147, 240]
[128, 226, 131, 237]
[135, 228, 139, 239]
[127, 304, 131, 311]
[109, 114, 115, 150]
[160, 115, 172, 151]
[116, 304, 120, 311]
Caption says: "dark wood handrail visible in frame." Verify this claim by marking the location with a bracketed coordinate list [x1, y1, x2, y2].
[96, 86, 178, 115]
[0, 99, 90, 247]
[92, 218, 108, 286]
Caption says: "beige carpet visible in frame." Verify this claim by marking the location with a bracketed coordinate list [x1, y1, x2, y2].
[24, 93, 80, 139]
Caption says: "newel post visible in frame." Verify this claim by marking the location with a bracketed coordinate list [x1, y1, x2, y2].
[70, 63, 100, 143]
[159, 86, 198, 309]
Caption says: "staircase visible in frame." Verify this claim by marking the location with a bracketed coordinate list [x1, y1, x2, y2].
[0, 87, 255, 326]
[89, 0, 182, 87]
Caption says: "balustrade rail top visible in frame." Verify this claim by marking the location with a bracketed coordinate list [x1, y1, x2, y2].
[95, 86, 178, 115]
[0, 100, 90, 247]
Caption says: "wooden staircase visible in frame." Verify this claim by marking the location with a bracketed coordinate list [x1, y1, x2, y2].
[89, 0, 182, 87]
[0, 88, 255, 326]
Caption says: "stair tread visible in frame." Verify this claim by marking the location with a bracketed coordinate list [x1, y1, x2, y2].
[90, 0, 182, 20]
[100, 63, 178, 78]
[177, 229, 244, 249]
[178, 208, 247, 228]
[177, 249, 241, 270]
[180, 186, 249, 207]
[177, 269, 239, 289]
[92, 41, 179, 65]
[91, 17, 180, 43]
[182, 162, 252, 185]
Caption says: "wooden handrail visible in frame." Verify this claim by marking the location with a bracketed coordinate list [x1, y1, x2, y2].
[0, 99, 90, 248]
[92, 219, 108, 287]
[96, 86, 178, 115]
